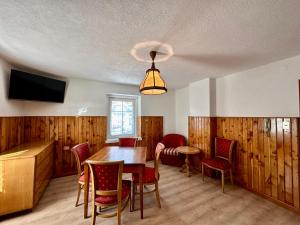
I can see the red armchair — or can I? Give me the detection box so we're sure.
[201,137,235,193]
[160,134,186,167]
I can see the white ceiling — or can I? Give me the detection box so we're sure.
[1,0,300,89]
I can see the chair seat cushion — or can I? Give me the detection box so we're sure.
[95,180,131,205]
[202,157,231,170]
[162,147,179,156]
[132,167,157,184]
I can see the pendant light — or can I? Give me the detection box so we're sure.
[139,51,167,95]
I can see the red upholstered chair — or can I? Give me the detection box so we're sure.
[132,142,164,209]
[201,137,236,193]
[119,137,137,147]
[160,134,186,166]
[71,142,91,207]
[86,160,131,225]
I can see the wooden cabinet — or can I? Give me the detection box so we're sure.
[0,141,54,216]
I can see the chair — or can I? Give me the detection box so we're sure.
[119,137,138,147]
[86,160,131,225]
[160,134,186,166]
[201,137,235,193]
[132,142,164,209]
[71,142,91,207]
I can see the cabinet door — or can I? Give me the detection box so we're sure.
[0,158,35,216]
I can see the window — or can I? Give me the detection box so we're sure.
[108,94,139,140]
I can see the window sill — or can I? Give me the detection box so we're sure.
[105,137,142,144]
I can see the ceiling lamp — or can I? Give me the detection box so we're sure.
[139,51,167,95]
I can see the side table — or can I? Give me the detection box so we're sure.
[176,146,200,177]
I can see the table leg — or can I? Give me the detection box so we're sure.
[84,163,89,219]
[179,163,186,173]
[138,166,144,219]
[185,154,190,177]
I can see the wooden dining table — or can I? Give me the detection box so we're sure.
[84,146,147,219]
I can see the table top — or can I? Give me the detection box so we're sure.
[86,146,147,165]
[176,146,200,155]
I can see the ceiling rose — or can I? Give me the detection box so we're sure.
[130,41,174,63]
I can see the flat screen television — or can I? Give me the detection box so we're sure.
[8,69,66,103]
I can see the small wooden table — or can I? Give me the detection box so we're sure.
[84,146,147,219]
[176,146,200,177]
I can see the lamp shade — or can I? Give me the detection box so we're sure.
[139,68,167,95]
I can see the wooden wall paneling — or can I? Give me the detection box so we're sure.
[2,116,170,177]
[40,116,45,142]
[213,117,299,212]
[263,118,272,196]
[277,118,285,202]
[138,116,163,160]
[148,116,154,159]
[236,118,243,183]
[252,118,259,192]
[242,118,248,186]
[247,118,253,189]
[188,116,216,170]
[0,117,24,153]
[291,118,300,208]
[0,118,6,153]
[258,118,265,194]
[270,118,278,199]
[53,117,59,175]
[284,118,293,205]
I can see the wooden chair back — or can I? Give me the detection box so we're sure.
[154,142,165,180]
[215,137,235,164]
[71,142,90,178]
[119,137,137,147]
[86,160,124,200]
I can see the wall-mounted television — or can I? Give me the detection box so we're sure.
[8,69,66,103]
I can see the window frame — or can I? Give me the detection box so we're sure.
[107,94,138,140]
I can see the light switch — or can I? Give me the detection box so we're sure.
[283,119,290,131]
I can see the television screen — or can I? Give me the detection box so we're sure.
[8,69,66,103]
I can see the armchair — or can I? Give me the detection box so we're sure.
[160,134,186,167]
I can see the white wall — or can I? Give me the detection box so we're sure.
[216,54,300,117]
[141,91,175,134]
[175,86,189,137]
[175,78,214,138]
[189,79,211,116]
[22,78,139,116]
[0,58,176,134]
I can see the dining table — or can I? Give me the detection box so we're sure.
[83,146,147,219]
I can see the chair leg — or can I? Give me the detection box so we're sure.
[117,200,121,225]
[75,183,82,207]
[155,181,161,208]
[132,183,136,211]
[91,205,96,225]
[129,187,132,212]
[202,163,204,182]
[230,169,233,185]
[221,171,225,193]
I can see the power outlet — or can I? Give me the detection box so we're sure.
[283,119,290,131]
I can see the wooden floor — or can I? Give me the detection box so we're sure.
[2,163,300,225]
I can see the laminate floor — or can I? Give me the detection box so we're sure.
[2,163,300,225]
